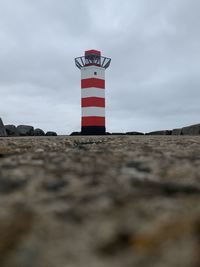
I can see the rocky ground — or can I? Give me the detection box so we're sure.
[0,135,200,267]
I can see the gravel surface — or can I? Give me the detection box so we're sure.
[0,135,200,267]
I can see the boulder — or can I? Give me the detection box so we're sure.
[181,124,200,136]
[146,130,172,135]
[34,128,45,136]
[172,128,182,135]
[46,131,57,136]
[70,132,81,136]
[0,118,7,137]
[17,125,34,136]
[5,125,19,136]
[111,133,126,135]
[126,132,144,135]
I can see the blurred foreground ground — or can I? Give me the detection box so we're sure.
[0,136,200,267]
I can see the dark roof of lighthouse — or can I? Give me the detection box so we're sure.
[85,50,101,56]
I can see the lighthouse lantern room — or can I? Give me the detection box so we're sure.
[75,50,111,135]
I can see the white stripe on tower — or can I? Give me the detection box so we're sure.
[81,88,105,98]
[81,66,105,80]
[82,107,105,117]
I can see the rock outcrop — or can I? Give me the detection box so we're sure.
[45,131,57,136]
[181,124,200,135]
[5,125,19,136]
[126,132,144,135]
[172,128,182,135]
[70,132,81,136]
[146,130,172,135]
[2,121,200,138]
[17,125,34,136]
[2,121,59,137]
[111,133,126,135]
[0,118,7,137]
[34,128,45,136]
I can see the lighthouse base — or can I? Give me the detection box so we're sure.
[81,126,106,136]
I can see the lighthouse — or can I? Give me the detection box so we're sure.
[75,50,111,135]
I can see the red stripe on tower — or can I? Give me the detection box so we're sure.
[82,117,105,127]
[75,49,111,135]
[82,97,105,107]
[81,78,105,89]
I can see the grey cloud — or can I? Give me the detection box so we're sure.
[0,0,199,134]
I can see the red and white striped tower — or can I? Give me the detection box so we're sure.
[75,50,111,135]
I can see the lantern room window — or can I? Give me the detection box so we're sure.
[75,50,111,69]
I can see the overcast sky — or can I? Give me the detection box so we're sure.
[0,0,200,134]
